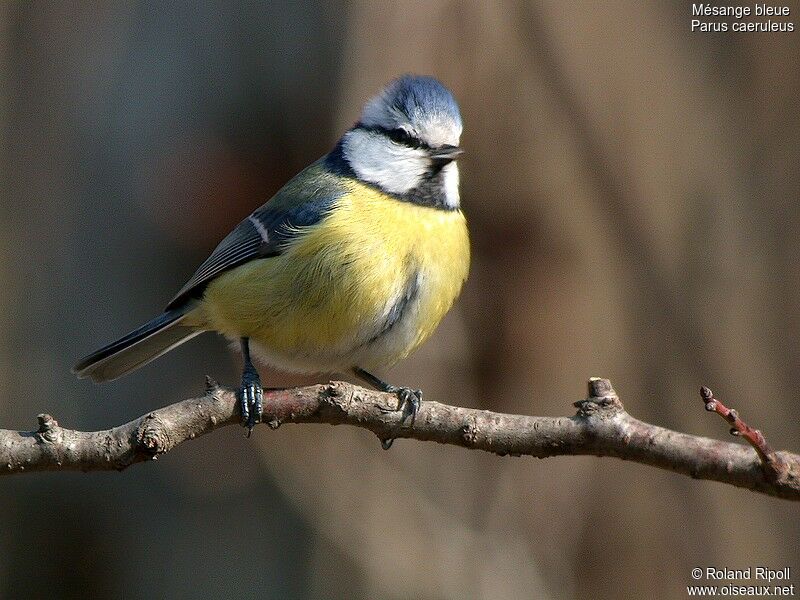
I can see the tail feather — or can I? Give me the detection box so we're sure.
[73,305,204,382]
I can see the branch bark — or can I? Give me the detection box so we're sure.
[1,377,797,500]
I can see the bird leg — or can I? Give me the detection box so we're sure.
[239,337,263,435]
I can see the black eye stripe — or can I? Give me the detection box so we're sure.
[387,128,415,145]
[355,122,432,151]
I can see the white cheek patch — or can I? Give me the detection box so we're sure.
[343,129,428,195]
[441,162,460,209]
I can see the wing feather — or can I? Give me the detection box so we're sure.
[166,158,347,309]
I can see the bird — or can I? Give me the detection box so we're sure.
[74,74,470,437]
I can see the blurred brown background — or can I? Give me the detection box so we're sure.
[1,1,798,598]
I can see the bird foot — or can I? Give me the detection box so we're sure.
[378,386,422,425]
[239,368,263,436]
[377,386,422,450]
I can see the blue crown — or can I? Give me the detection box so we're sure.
[384,75,462,128]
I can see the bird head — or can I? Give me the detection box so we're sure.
[341,75,463,209]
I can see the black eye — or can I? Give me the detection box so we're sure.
[387,128,417,146]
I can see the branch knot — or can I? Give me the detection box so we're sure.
[574,377,623,417]
[322,381,354,413]
[36,414,62,444]
[136,414,171,456]
[461,415,479,446]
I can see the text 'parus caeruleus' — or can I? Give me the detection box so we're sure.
[74,75,470,436]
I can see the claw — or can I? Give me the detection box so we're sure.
[376,387,422,422]
[397,387,422,425]
[238,337,264,436]
[375,387,422,449]
[239,368,263,436]
[351,368,424,449]
[240,388,250,425]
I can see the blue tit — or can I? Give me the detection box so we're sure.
[74,74,470,433]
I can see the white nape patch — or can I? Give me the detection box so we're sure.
[248,215,270,243]
[441,162,460,209]
[342,129,429,195]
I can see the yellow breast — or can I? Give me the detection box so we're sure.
[201,181,470,372]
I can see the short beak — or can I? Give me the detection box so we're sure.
[430,144,464,165]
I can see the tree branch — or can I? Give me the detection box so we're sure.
[1,377,797,500]
[698,386,786,479]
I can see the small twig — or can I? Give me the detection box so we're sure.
[0,378,798,500]
[699,386,784,479]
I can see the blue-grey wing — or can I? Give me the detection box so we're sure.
[165,158,347,309]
